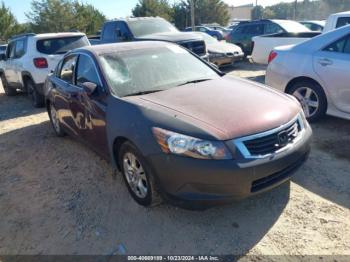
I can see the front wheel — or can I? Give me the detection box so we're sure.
[119,142,162,207]
[288,81,327,122]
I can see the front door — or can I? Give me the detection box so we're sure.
[73,53,109,159]
[313,34,350,114]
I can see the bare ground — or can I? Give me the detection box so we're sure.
[0,62,349,256]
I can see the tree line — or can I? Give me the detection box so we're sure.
[132,0,230,29]
[0,0,105,41]
[252,0,350,20]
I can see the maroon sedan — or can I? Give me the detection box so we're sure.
[44,41,312,207]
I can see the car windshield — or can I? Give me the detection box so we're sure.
[37,36,89,55]
[127,19,178,37]
[99,45,219,97]
[276,20,310,33]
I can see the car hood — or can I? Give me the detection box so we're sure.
[126,76,301,141]
[208,42,243,54]
[136,32,203,42]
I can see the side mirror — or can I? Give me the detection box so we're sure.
[80,82,97,96]
[0,54,6,61]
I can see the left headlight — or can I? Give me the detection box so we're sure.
[152,127,232,160]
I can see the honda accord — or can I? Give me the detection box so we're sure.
[44,41,312,207]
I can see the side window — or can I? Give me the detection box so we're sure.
[198,27,206,32]
[14,39,26,58]
[324,35,349,53]
[7,42,15,59]
[265,23,284,34]
[234,26,244,34]
[55,60,63,77]
[76,55,101,88]
[343,36,350,54]
[244,24,264,35]
[103,23,116,42]
[59,55,77,84]
[336,17,350,29]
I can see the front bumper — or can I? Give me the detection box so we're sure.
[147,124,312,205]
[209,53,244,67]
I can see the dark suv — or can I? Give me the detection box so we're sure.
[226,19,306,55]
[99,17,207,58]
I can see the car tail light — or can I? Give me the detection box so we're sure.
[268,51,278,64]
[225,34,231,42]
[33,57,48,68]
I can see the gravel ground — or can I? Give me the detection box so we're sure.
[0,61,349,256]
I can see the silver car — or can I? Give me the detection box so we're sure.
[266,25,350,122]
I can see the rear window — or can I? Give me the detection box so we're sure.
[36,36,89,55]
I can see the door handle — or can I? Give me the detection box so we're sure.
[318,58,333,66]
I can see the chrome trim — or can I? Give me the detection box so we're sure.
[233,114,305,159]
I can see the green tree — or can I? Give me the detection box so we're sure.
[252,5,264,20]
[26,0,106,35]
[132,0,173,21]
[0,2,26,41]
[173,0,230,29]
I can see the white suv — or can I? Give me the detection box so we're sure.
[0,32,90,107]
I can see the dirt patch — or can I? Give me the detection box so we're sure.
[0,63,349,255]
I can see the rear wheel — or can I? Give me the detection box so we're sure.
[26,79,44,108]
[288,81,327,122]
[1,74,17,96]
[49,102,65,137]
[119,142,162,207]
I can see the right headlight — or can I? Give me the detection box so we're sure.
[152,127,232,160]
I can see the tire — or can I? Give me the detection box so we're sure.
[288,80,327,122]
[26,79,44,108]
[1,74,17,96]
[119,141,162,207]
[48,102,65,137]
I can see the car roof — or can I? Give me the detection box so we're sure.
[10,32,85,41]
[330,11,350,17]
[109,17,165,23]
[75,41,178,56]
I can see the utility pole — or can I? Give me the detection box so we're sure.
[293,0,297,20]
[191,0,195,31]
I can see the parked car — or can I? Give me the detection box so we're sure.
[184,26,224,40]
[324,11,350,32]
[266,25,350,122]
[251,30,319,64]
[0,32,89,107]
[205,25,232,37]
[99,17,207,59]
[227,19,310,55]
[45,41,312,207]
[300,21,325,31]
[197,32,244,67]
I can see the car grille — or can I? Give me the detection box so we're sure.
[244,120,301,156]
[179,40,206,56]
[233,115,304,159]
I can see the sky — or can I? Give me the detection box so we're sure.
[3,0,297,23]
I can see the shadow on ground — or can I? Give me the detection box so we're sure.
[0,121,290,255]
[0,92,45,121]
[292,116,350,209]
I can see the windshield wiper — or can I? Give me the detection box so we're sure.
[124,90,163,97]
[177,78,213,87]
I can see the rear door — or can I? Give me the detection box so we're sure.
[12,38,27,87]
[4,41,16,85]
[243,24,264,53]
[74,53,109,158]
[55,54,81,135]
[313,34,350,113]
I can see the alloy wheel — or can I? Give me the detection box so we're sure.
[50,104,61,133]
[292,87,319,118]
[123,152,148,199]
